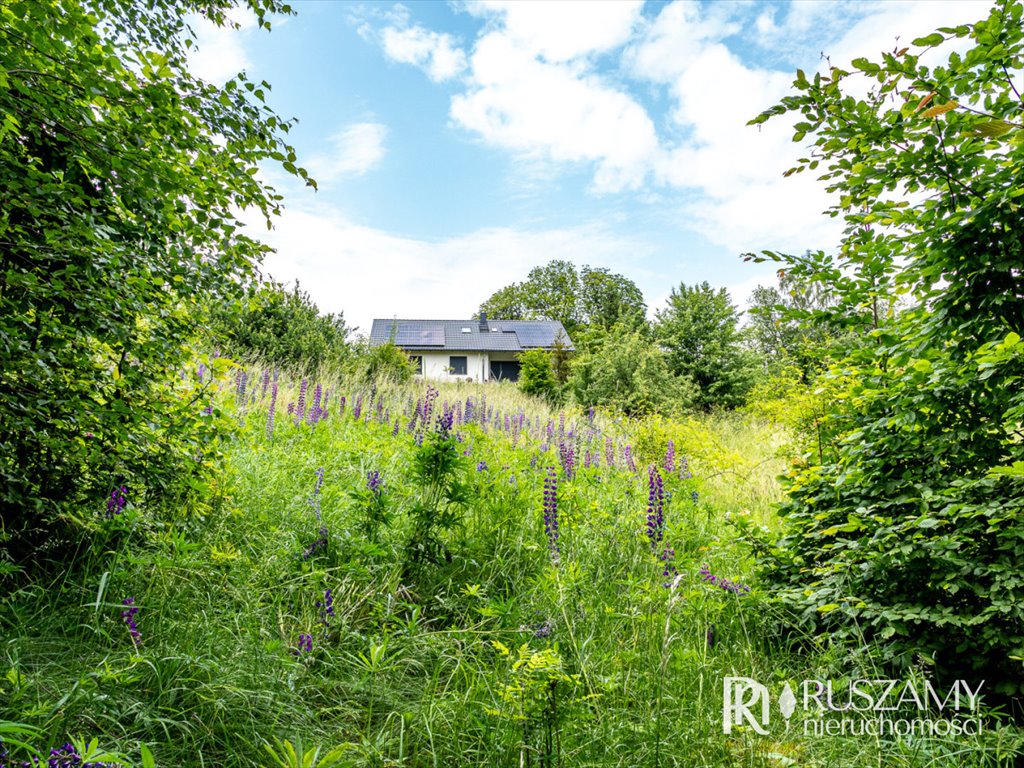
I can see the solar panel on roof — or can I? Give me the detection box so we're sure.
[395,325,444,346]
[515,327,556,347]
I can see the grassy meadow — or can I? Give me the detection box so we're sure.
[2,368,1021,767]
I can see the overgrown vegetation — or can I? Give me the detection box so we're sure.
[3,0,1024,765]
[746,0,1024,697]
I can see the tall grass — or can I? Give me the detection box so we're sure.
[1,369,1020,767]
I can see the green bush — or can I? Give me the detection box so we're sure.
[747,1,1024,695]
[518,349,559,401]
[569,327,695,417]
[0,0,302,565]
[208,281,350,372]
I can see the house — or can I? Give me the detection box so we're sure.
[369,314,573,382]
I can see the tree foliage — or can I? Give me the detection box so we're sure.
[478,261,646,335]
[569,326,694,417]
[746,0,1024,693]
[208,281,350,372]
[518,348,559,401]
[0,0,306,559]
[654,282,756,409]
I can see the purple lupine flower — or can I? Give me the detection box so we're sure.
[437,409,454,438]
[287,402,295,415]
[121,597,141,647]
[691,490,700,504]
[559,442,575,478]
[35,743,118,768]
[296,379,308,424]
[261,369,271,398]
[680,455,692,480]
[367,470,382,496]
[624,445,637,473]
[302,526,329,559]
[308,383,322,425]
[698,564,750,595]
[707,624,716,649]
[546,420,554,442]
[392,420,400,437]
[236,370,248,401]
[201,403,213,416]
[664,439,676,473]
[339,395,346,416]
[294,633,313,655]
[543,467,559,559]
[353,394,362,420]
[534,620,553,639]
[267,380,278,438]
[583,450,592,470]
[588,406,595,424]
[197,362,206,381]
[659,547,678,588]
[480,393,487,425]
[646,465,665,551]
[476,460,488,472]
[316,588,335,632]
[106,485,127,518]
[605,436,615,468]
[558,412,565,440]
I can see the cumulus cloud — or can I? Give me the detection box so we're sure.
[381,24,467,82]
[451,31,660,193]
[465,0,644,63]
[307,122,388,183]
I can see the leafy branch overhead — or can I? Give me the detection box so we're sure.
[0,0,313,548]
[743,0,1024,694]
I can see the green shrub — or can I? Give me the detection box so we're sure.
[518,348,559,401]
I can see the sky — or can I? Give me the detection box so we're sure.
[187,0,989,336]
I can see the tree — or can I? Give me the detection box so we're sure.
[579,266,647,330]
[208,280,350,371]
[746,0,1024,693]
[478,261,646,336]
[0,0,307,562]
[654,282,756,409]
[746,269,845,379]
[518,349,559,401]
[569,326,695,417]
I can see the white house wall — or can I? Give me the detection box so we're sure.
[416,351,490,382]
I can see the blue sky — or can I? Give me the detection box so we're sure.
[188,0,987,335]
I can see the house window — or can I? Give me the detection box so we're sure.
[449,355,467,375]
[410,355,423,374]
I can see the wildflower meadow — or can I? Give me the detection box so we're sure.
[2,367,1021,767]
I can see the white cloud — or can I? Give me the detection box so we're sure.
[451,31,660,192]
[381,24,467,82]
[465,0,644,62]
[307,122,388,183]
[186,9,256,84]
[252,201,648,335]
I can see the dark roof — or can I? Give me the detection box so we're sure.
[369,319,574,352]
